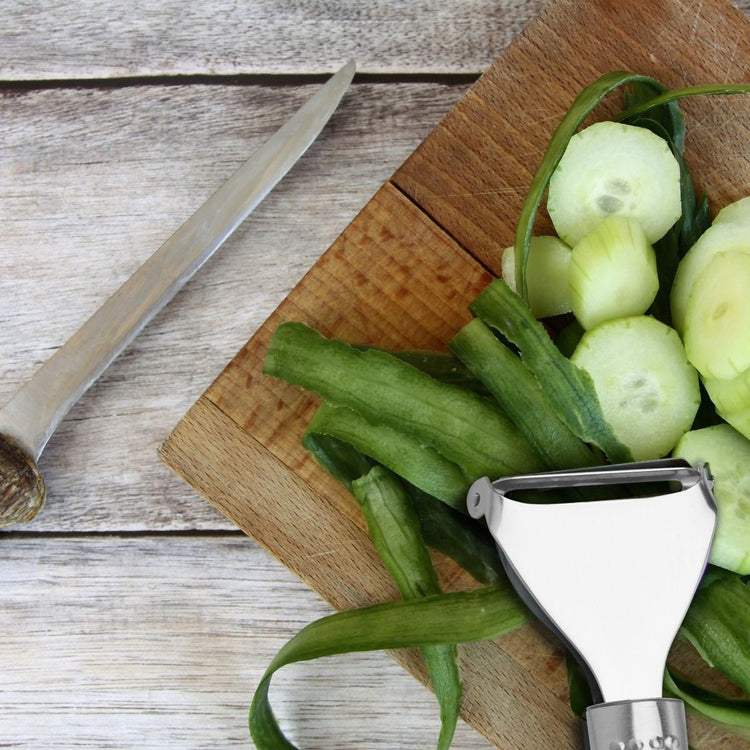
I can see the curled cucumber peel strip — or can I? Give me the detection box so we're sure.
[249,584,530,749]
[352,466,462,750]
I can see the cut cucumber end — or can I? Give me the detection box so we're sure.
[673,423,750,575]
[571,315,700,461]
[568,215,658,330]
[670,220,750,334]
[501,236,572,318]
[683,250,750,379]
[547,121,682,247]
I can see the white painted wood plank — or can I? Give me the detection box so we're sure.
[0,81,470,532]
[0,535,492,749]
[1,0,545,79]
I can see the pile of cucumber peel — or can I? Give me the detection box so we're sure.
[251,73,750,749]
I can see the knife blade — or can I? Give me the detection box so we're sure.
[0,60,355,527]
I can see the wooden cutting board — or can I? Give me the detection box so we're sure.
[160,0,750,746]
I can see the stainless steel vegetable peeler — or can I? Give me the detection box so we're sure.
[468,458,717,750]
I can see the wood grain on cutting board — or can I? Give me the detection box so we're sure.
[160,0,750,746]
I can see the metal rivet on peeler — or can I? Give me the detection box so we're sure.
[664,737,680,749]
[649,738,664,749]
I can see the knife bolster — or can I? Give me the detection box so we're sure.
[585,697,687,750]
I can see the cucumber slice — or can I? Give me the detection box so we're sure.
[547,121,681,247]
[673,423,750,574]
[683,250,750,379]
[568,215,658,330]
[571,315,700,461]
[714,195,750,227]
[719,406,750,443]
[501,236,572,318]
[703,367,750,418]
[670,221,750,333]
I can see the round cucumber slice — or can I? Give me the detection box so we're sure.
[703,367,750,417]
[571,315,700,461]
[547,121,681,247]
[670,221,750,333]
[568,215,658,330]
[673,423,750,574]
[683,250,750,379]
[501,236,572,318]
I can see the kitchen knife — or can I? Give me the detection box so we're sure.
[0,60,356,527]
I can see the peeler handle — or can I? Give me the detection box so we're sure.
[585,698,687,750]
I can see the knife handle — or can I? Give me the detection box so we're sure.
[585,698,687,750]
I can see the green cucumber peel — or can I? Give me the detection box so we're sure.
[470,279,632,463]
[665,574,750,737]
[301,432,504,585]
[615,82,750,123]
[307,403,470,510]
[353,467,461,750]
[664,669,750,736]
[449,318,600,471]
[408,488,504,585]
[301,432,375,489]
[621,79,686,152]
[678,574,750,695]
[264,321,543,480]
[354,345,491,396]
[249,583,530,749]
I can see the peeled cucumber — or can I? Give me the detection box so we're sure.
[571,315,700,461]
[547,121,682,247]
[674,423,750,575]
[501,236,572,318]
[682,250,750,379]
[719,406,750,443]
[670,220,750,333]
[714,195,750,227]
[567,215,658,330]
[703,367,750,420]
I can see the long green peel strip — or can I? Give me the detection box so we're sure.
[470,279,632,463]
[352,466,461,750]
[249,584,530,749]
[300,432,504,585]
[308,403,469,510]
[449,318,600,470]
[616,83,750,122]
[678,574,750,695]
[264,321,543,480]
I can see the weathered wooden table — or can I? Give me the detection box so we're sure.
[2,2,749,748]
